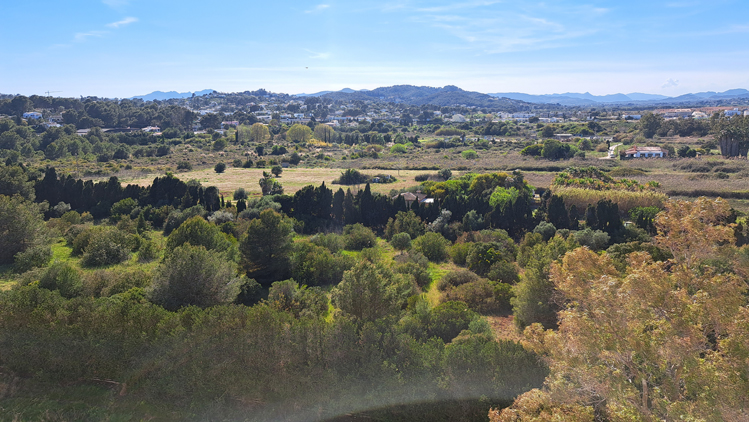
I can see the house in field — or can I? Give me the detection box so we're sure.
[623,146,668,158]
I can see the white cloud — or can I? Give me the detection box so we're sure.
[305,4,330,13]
[74,31,108,42]
[662,78,680,88]
[107,17,138,28]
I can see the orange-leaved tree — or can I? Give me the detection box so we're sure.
[493,197,749,421]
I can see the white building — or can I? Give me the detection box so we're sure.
[624,146,667,158]
[452,114,467,123]
[23,112,43,120]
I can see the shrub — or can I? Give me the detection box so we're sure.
[533,221,557,241]
[443,279,511,314]
[390,232,412,254]
[413,232,450,262]
[82,267,152,297]
[13,244,52,273]
[384,210,425,240]
[344,223,377,251]
[233,187,249,201]
[39,261,82,298]
[81,228,134,267]
[487,260,520,284]
[310,233,345,253]
[166,215,231,254]
[177,161,192,170]
[334,168,368,185]
[138,238,161,262]
[427,301,477,342]
[390,144,407,154]
[520,144,543,156]
[394,251,431,288]
[574,228,610,251]
[148,244,240,311]
[437,269,480,291]
[290,242,354,286]
[111,198,138,217]
[360,246,383,263]
[450,242,472,266]
[462,150,478,160]
[235,277,263,306]
[267,279,329,318]
[438,168,453,180]
[214,162,227,173]
[466,242,515,278]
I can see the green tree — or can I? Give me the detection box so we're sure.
[259,171,283,195]
[390,232,411,254]
[0,195,50,265]
[240,209,294,285]
[413,232,450,262]
[343,223,377,251]
[286,124,313,143]
[271,165,283,177]
[165,215,231,254]
[511,234,578,329]
[313,124,334,143]
[384,210,425,240]
[214,162,227,173]
[541,125,555,138]
[148,244,240,311]
[639,112,663,138]
[0,165,35,200]
[242,122,270,143]
[331,261,413,321]
[81,228,133,267]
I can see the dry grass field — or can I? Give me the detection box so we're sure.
[120,167,441,198]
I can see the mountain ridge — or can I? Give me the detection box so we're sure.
[131,89,215,101]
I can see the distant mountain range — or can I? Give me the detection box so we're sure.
[123,86,749,108]
[296,86,749,107]
[489,89,749,105]
[130,89,215,101]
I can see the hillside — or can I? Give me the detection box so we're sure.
[322,84,546,110]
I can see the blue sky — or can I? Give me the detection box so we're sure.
[2,0,749,98]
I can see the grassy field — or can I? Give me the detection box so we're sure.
[120,167,439,198]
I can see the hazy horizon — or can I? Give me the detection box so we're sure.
[3,0,749,98]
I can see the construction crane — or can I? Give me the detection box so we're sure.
[44,91,62,97]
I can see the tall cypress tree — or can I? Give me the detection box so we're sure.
[332,188,345,224]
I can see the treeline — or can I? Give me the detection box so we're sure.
[639,111,711,138]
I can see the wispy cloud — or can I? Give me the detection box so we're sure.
[107,16,138,28]
[305,4,330,13]
[417,1,502,13]
[305,49,331,59]
[662,78,680,88]
[74,31,108,42]
[404,1,606,54]
[102,0,129,8]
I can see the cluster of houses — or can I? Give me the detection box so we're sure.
[655,107,749,120]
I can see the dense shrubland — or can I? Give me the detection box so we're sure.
[1,155,748,420]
